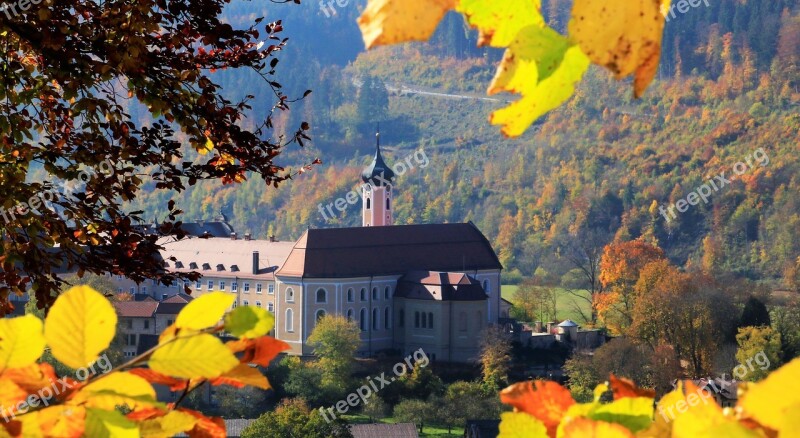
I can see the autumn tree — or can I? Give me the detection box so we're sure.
[736,326,782,382]
[631,269,738,377]
[513,279,557,323]
[0,0,314,312]
[241,398,352,438]
[479,325,512,390]
[307,314,361,390]
[560,229,609,325]
[597,240,665,333]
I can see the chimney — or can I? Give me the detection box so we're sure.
[244,233,251,241]
[231,232,237,241]
[534,321,543,333]
[268,235,276,243]
[252,251,259,275]
[546,321,555,334]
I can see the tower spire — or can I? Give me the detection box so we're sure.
[376,123,380,151]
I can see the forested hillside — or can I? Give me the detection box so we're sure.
[122,0,799,287]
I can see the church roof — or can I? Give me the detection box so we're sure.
[361,132,395,185]
[277,223,502,279]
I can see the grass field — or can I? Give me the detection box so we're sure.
[501,285,592,324]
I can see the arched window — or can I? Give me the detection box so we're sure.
[384,286,391,300]
[347,309,354,321]
[414,311,420,328]
[428,312,434,329]
[315,309,326,324]
[360,288,366,301]
[366,198,371,209]
[347,288,354,302]
[386,198,391,210]
[316,288,327,304]
[399,309,405,327]
[286,287,294,303]
[421,312,427,329]
[459,312,467,332]
[372,287,378,301]
[385,307,391,329]
[360,308,367,331]
[285,309,294,332]
[483,280,490,293]
[372,308,379,330]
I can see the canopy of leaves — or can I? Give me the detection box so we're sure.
[0,0,312,312]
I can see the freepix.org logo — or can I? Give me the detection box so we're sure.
[0,0,44,19]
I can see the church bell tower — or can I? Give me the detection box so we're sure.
[362,129,395,227]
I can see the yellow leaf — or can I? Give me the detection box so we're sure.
[568,0,670,97]
[149,334,239,379]
[84,408,138,438]
[358,0,456,49]
[198,137,214,155]
[498,412,548,438]
[0,315,45,371]
[34,405,87,438]
[490,44,590,137]
[738,357,800,434]
[457,0,545,47]
[44,286,117,369]
[139,410,198,438]
[657,382,758,438]
[0,379,27,412]
[224,305,274,339]
[71,372,160,411]
[175,291,235,331]
[211,363,271,390]
[562,418,634,437]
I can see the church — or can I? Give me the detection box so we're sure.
[112,133,505,363]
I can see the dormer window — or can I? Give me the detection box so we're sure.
[216,264,225,271]
[202,263,210,271]
[189,262,198,269]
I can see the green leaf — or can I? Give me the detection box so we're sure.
[224,305,274,339]
[589,397,655,433]
[490,44,590,137]
[84,408,139,438]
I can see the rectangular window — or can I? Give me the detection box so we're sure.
[219,281,226,291]
[129,287,135,294]
[243,283,250,293]
[243,300,249,306]
[256,284,263,294]
[196,281,202,289]
[268,284,274,295]
[142,286,147,295]
[144,320,150,330]
[256,301,261,308]
[126,319,133,329]
[207,280,214,290]
[268,303,274,312]
[232,282,238,292]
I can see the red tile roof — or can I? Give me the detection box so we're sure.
[114,301,158,318]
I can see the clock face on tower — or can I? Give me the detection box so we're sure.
[363,184,372,193]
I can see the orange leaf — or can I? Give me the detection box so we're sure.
[37,405,87,438]
[129,368,189,391]
[1,363,57,395]
[562,417,635,437]
[240,337,289,367]
[180,409,226,438]
[126,406,168,422]
[209,363,270,390]
[609,374,655,400]
[500,381,575,437]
